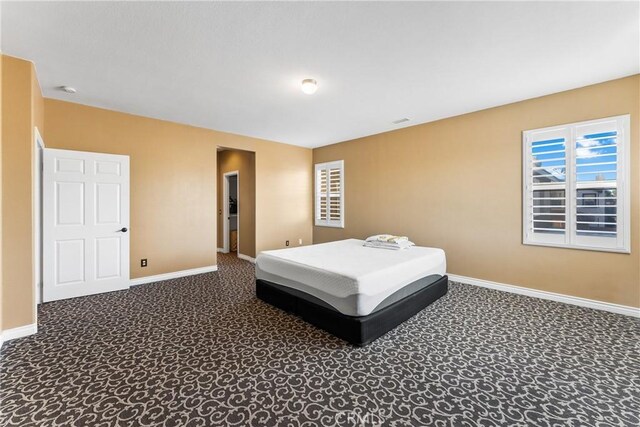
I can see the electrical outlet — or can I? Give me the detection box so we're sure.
[285,240,290,247]
[298,239,303,245]
[141,259,148,267]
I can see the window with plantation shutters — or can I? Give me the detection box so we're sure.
[523,115,630,253]
[315,160,344,228]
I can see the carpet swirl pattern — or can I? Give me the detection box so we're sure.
[1,254,638,426]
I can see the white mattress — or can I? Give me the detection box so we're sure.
[255,239,446,316]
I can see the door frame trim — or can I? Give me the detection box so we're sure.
[222,170,239,253]
[33,127,45,315]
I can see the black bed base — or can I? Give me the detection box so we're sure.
[256,275,448,346]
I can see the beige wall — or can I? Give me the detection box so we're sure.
[217,149,256,257]
[44,99,313,278]
[1,56,43,329]
[256,142,314,250]
[45,100,219,279]
[314,75,640,308]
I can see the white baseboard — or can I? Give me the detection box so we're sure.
[237,253,256,263]
[1,323,38,345]
[131,265,218,286]
[448,273,640,318]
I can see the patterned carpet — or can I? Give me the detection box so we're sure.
[1,253,638,426]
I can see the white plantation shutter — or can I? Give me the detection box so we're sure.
[523,115,630,253]
[523,127,569,246]
[315,160,344,228]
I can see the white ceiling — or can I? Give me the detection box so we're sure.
[2,1,638,148]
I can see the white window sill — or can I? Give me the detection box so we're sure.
[523,241,630,254]
[315,223,345,229]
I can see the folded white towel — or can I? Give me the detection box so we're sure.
[365,234,410,244]
[363,239,415,250]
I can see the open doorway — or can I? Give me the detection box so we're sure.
[217,148,256,262]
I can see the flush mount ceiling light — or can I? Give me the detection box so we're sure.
[301,78,318,95]
[59,85,77,94]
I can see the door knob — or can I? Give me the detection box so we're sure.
[119,227,128,233]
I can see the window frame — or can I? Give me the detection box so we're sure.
[314,160,345,228]
[522,114,630,253]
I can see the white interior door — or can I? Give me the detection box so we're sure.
[43,149,130,302]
